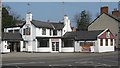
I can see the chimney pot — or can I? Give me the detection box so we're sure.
[47,20,50,22]
[100,6,109,14]
[112,9,120,17]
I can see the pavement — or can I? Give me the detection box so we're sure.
[0,51,120,68]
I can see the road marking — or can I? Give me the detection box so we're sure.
[80,61,93,64]
[4,62,45,65]
[68,65,72,66]
[75,62,79,63]
[49,65,52,66]
[95,63,112,67]
[49,64,69,66]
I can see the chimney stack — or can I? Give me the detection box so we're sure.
[64,15,69,25]
[100,6,109,14]
[26,12,32,24]
[112,8,120,17]
[47,20,50,23]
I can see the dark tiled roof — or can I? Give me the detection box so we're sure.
[31,20,64,29]
[50,23,64,30]
[31,20,53,29]
[4,21,25,28]
[63,30,103,41]
[2,32,23,41]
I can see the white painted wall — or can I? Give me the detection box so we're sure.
[49,39,52,52]
[61,47,74,52]
[93,40,99,52]
[59,39,62,52]
[4,27,21,33]
[20,41,23,52]
[37,47,50,52]
[98,39,115,52]
[36,28,42,36]
[36,28,52,37]
[74,41,80,52]
[1,41,10,53]
[62,15,72,35]
[57,30,62,36]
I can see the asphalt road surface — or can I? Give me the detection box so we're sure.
[1,51,120,68]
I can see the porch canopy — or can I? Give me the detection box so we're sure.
[62,30,103,41]
[2,32,23,42]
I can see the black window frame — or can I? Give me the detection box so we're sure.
[8,30,13,32]
[50,29,52,36]
[53,30,57,35]
[62,40,74,47]
[14,29,19,33]
[38,39,49,47]
[23,27,31,35]
[42,28,46,35]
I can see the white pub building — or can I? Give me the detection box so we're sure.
[0,12,115,53]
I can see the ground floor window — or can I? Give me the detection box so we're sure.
[80,42,94,46]
[37,39,49,47]
[111,39,113,46]
[80,42,93,52]
[100,39,103,46]
[106,39,108,46]
[62,40,74,47]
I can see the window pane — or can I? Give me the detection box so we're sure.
[38,39,49,47]
[50,29,51,36]
[14,29,19,33]
[42,28,46,35]
[80,42,84,46]
[53,30,57,35]
[23,28,30,35]
[23,29,26,35]
[56,42,59,51]
[106,39,108,46]
[8,30,13,32]
[63,40,73,47]
[80,42,94,46]
[100,39,103,46]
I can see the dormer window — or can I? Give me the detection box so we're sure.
[42,28,46,35]
[53,30,57,35]
[50,29,52,36]
[23,27,30,35]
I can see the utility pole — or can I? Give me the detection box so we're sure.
[62,2,65,16]
[27,2,31,13]
[0,0,2,67]
[118,1,120,11]
[0,0,1,41]
[0,0,1,43]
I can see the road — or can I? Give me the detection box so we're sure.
[1,51,120,68]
